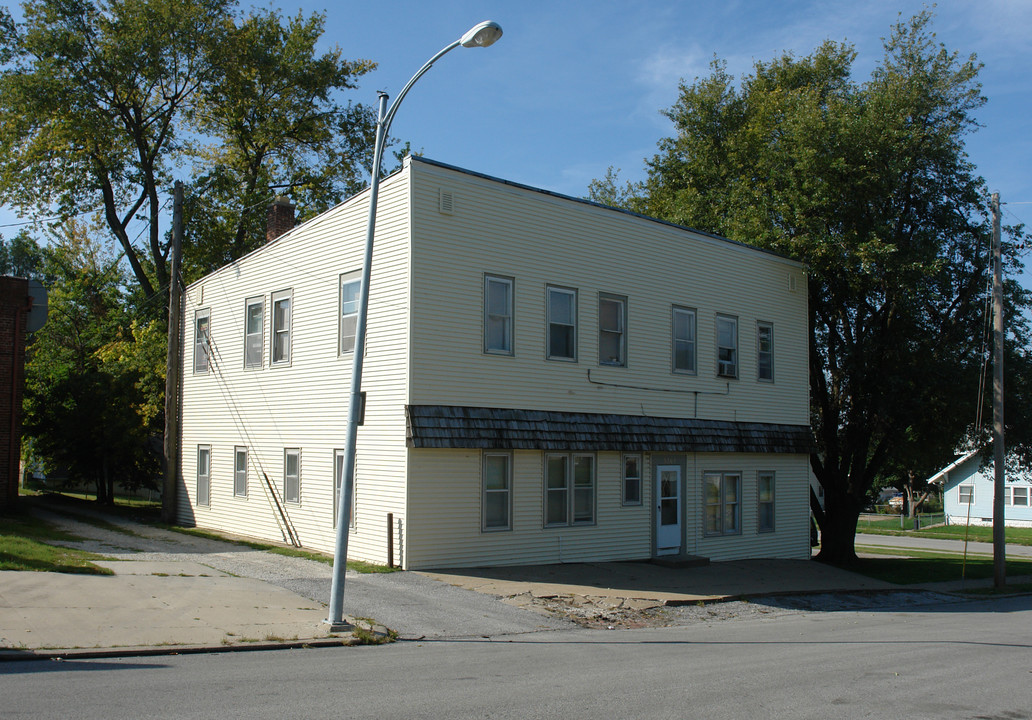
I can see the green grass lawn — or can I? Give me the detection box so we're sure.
[860,522,1032,546]
[849,545,1032,586]
[0,513,113,574]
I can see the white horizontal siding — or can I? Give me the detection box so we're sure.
[407,160,808,426]
[178,169,412,565]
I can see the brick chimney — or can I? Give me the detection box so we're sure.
[266,197,295,243]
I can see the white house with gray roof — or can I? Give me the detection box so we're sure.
[177,156,812,569]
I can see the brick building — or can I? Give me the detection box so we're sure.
[0,276,30,513]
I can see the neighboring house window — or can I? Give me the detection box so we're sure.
[284,448,300,504]
[244,298,264,368]
[622,454,642,506]
[545,453,595,526]
[598,293,626,366]
[716,315,738,378]
[483,452,512,531]
[672,306,696,374]
[757,321,774,382]
[193,309,210,374]
[333,450,355,528]
[271,290,292,365]
[703,471,741,536]
[758,472,775,532]
[547,286,577,361]
[484,274,513,355]
[196,445,210,506]
[958,485,974,505]
[1006,485,1028,506]
[234,447,247,497]
[339,272,360,355]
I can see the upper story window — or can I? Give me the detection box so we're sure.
[484,274,513,355]
[271,290,292,365]
[244,297,264,369]
[598,293,626,366]
[716,314,738,378]
[757,321,774,382]
[193,309,210,374]
[340,272,361,355]
[547,286,577,361]
[672,306,696,374]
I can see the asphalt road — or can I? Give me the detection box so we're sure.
[2,593,1029,719]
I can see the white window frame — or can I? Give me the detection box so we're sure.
[757,321,774,382]
[716,314,738,379]
[193,309,210,374]
[196,445,210,506]
[672,306,697,374]
[598,293,627,367]
[484,274,514,355]
[703,471,741,536]
[244,297,264,369]
[339,272,361,355]
[1014,486,1029,507]
[482,452,513,531]
[333,449,355,529]
[958,484,974,505]
[758,471,775,532]
[284,448,300,504]
[546,285,577,361]
[233,446,247,498]
[544,453,595,527]
[271,289,292,366]
[622,454,642,506]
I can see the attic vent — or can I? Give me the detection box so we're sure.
[439,189,454,215]
[787,273,798,292]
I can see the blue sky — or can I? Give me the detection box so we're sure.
[2,0,1030,280]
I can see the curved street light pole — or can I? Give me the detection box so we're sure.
[327,21,503,628]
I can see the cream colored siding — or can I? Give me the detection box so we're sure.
[178,169,413,565]
[406,449,652,569]
[406,161,808,426]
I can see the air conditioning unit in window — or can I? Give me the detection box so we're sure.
[718,361,736,377]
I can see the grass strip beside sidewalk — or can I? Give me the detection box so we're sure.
[0,513,112,575]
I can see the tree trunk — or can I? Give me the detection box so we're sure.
[815,503,861,565]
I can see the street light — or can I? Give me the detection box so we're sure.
[326,21,504,629]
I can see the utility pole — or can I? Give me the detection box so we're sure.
[162,181,184,524]
[991,191,1005,588]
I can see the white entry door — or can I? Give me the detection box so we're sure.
[656,465,681,556]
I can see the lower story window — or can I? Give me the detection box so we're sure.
[284,448,300,504]
[483,452,512,531]
[757,471,775,532]
[545,453,595,526]
[234,447,248,497]
[1007,485,1028,507]
[704,471,740,536]
[196,445,210,506]
[622,454,642,505]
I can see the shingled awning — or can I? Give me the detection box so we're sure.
[406,405,812,454]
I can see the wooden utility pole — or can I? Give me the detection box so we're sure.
[162,182,184,524]
[991,191,1005,588]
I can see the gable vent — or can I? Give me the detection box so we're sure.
[439,189,454,215]
[787,273,798,292]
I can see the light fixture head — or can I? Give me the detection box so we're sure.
[460,20,503,48]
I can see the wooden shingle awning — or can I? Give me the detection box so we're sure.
[406,405,813,454]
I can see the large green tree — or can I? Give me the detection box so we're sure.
[594,12,1030,563]
[23,221,162,503]
[0,0,376,298]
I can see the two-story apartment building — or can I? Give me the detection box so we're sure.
[178,156,812,569]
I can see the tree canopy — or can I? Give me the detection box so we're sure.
[592,11,1031,563]
[0,0,377,299]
